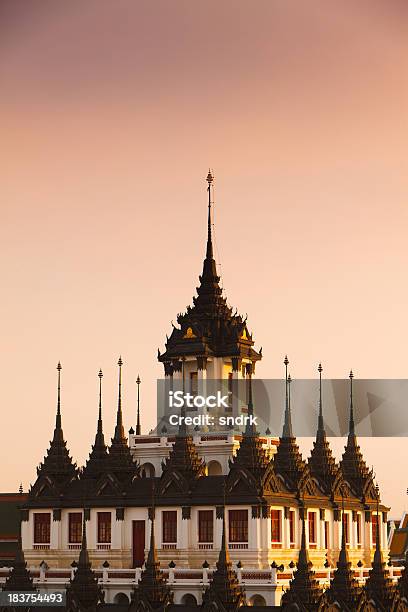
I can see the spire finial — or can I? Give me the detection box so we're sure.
[98,369,103,433]
[348,370,355,436]
[375,483,381,551]
[245,363,256,436]
[318,363,324,433]
[56,361,62,429]
[136,374,141,436]
[282,357,293,438]
[206,169,214,260]
[113,356,125,441]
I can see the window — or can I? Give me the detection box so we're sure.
[343,512,350,544]
[198,510,214,543]
[68,512,82,544]
[190,372,198,396]
[289,510,295,544]
[372,514,379,545]
[324,521,329,549]
[97,512,111,543]
[163,511,177,543]
[356,514,361,545]
[34,513,51,544]
[308,512,317,544]
[271,510,281,543]
[229,510,248,543]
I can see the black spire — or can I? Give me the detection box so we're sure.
[158,173,262,366]
[398,547,408,602]
[323,495,362,608]
[365,485,396,609]
[31,363,77,492]
[282,356,293,438]
[66,514,104,611]
[130,488,172,609]
[274,358,308,492]
[3,525,35,592]
[136,374,141,436]
[82,370,108,479]
[202,506,246,611]
[107,358,138,479]
[281,506,322,610]
[308,363,339,494]
[340,371,376,502]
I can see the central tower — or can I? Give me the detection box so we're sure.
[158,171,262,419]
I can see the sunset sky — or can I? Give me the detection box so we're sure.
[1,1,408,516]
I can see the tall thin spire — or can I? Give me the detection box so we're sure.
[206,169,214,260]
[317,363,324,435]
[56,361,62,430]
[97,369,103,435]
[348,370,355,436]
[113,356,125,442]
[244,364,257,436]
[82,370,108,479]
[282,356,293,438]
[136,374,141,436]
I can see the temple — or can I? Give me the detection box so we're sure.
[2,173,403,609]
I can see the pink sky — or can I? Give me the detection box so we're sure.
[1,1,408,516]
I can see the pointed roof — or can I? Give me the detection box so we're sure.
[203,508,246,611]
[82,370,108,479]
[158,172,261,363]
[365,488,396,609]
[161,431,206,485]
[325,498,362,608]
[3,527,36,592]
[131,501,172,609]
[308,364,340,494]
[136,374,141,436]
[281,508,323,610]
[228,370,279,493]
[107,358,137,479]
[274,359,308,491]
[340,371,376,501]
[66,514,104,610]
[32,363,77,490]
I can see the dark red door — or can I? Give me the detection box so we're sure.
[132,520,145,567]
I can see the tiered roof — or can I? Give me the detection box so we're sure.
[340,372,377,502]
[66,515,104,611]
[202,510,246,611]
[2,528,35,593]
[30,363,77,497]
[308,364,340,496]
[158,172,261,365]
[280,510,323,610]
[365,495,397,610]
[130,510,172,610]
[106,358,138,481]
[82,370,108,479]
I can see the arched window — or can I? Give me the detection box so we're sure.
[140,462,155,478]
[113,592,129,604]
[181,593,197,606]
[249,594,266,606]
[207,460,222,476]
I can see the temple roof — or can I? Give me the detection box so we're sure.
[82,370,108,480]
[308,365,340,495]
[158,172,261,364]
[280,510,323,610]
[340,372,377,502]
[365,500,397,610]
[66,515,104,610]
[130,508,172,609]
[30,364,77,497]
[2,529,36,592]
[323,501,363,609]
[106,359,138,481]
[202,509,246,611]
